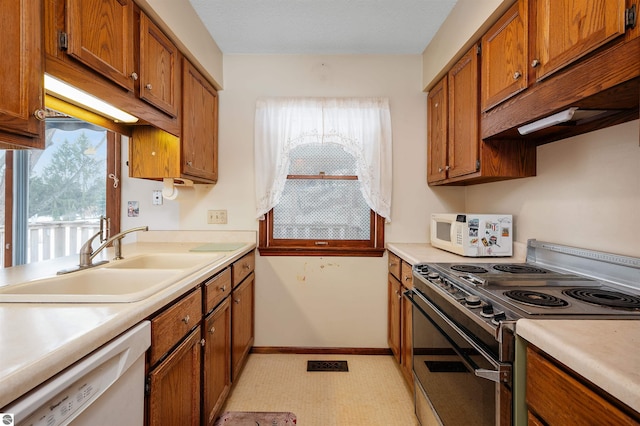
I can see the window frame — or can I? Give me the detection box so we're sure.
[258,173,385,257]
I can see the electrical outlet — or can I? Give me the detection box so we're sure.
[152,190,163,205]
[207,209,227,224]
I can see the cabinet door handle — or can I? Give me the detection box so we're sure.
[200,338,206,347]
[531,59,540,68]
[445,165,450,171]
[145,83,152,90]
[130,72,139,80]
[234,298,240,304]
[513,71,522,80]
[33,109,46,121]
[181,315,190,324]
[209,326,216,334]
[404,275,411,282]
[187,161,193,167]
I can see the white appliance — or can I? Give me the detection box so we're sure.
[2,321,150,426]
[430,213,513,257]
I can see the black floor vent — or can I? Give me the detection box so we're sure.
[307,360,349,372]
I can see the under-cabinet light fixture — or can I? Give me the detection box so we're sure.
[517,107,578,135]
[44,74,138,123]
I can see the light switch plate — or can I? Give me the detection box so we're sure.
[207,210,227,224]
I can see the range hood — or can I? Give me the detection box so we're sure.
[517,107,617,135]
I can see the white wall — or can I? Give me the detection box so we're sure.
[121,54,464,348]
[465,120,640,257]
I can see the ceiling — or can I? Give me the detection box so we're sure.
[188,0,458,55]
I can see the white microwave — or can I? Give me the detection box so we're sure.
[430,213,513,257]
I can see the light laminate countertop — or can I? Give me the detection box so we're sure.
[517,319,640,413]
[0,231,256,408]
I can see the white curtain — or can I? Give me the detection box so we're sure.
[254,97,392,220]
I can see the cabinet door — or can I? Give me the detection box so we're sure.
[481,0,528,111]
[231,273,255,381]
[148,327,202,426]
[387,274,401,363]
[182,59,218,182]
[427,76,448,183]
[203,297,231,426]
[65,0,135,91]
[532,0,627,81]
[448,45,480,179]
[139,12,179,117]
[0,0,44,148]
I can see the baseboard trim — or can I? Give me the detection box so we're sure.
[250,347,393,356]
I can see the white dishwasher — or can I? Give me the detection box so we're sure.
[2,321,150,426]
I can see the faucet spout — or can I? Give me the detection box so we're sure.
[90,226,149,262]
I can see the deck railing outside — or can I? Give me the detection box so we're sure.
[0,221,101,268]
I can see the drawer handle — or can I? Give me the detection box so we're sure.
[209,326,216,334]
[404,275,411,281]
[243,263,251,270]
[219,285,227,292]
[182,315,190,324]
[389,262,398,267]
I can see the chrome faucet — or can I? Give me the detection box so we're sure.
[79,225,149,267]
[58,220,149,274]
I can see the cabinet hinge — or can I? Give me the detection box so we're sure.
[476,160,481,171]
[626,5,637,30]
[58,31,69,50]
[476,44,481,55]
[144,376,151,396]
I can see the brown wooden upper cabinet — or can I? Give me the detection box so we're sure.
[531,0,627,82]
[427,77,448,183]
[181,58,219,183]
[65,0,136,92]
[0,0,45,149]
[427,44,536,185]
[139,11,179,118]
[481,0,635,114]
[481,0,528,112]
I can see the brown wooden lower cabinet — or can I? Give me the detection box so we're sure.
[147,326,202,426]
[526,346,640,425]
[231,272,255,381]
[387,254,414,392]
[202,297,232,426]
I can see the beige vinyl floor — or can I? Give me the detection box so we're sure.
[220,353,420,425]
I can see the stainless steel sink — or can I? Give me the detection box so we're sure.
[0,253,225,303]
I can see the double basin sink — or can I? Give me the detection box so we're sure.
[0,253,225,303]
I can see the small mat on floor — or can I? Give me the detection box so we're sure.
[214,411,297,425]
[307,360,349,372]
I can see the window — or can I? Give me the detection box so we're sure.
[255,98,391,256]
[1,110,121,268]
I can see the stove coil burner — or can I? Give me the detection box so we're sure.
[450,265,488,274]
[504,290,569,307]
[493,264,548,274]
[563,288,640,311]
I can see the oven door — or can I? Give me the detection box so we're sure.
[407,288,511,426]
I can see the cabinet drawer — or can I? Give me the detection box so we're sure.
[232,251,255,287]
[388,252,401,280]
[204,268,232,314]
[401,261,413,289]
[150,288,202,365]
[526,346,639,425]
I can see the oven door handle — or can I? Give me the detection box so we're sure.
[406,289,511,384]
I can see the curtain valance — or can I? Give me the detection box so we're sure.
[254,97,392,220]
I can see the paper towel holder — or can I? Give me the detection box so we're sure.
[162,177,194,200]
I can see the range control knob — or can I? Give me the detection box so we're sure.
[465,295,481,307]
[491,311,507,325]
[481,304,494,318]
[427,272,440,280]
